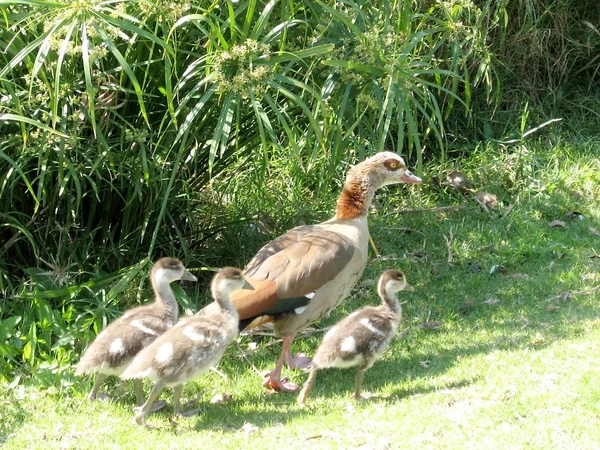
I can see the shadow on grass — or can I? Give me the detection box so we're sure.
[189,395,306,432]
[246,253,600,409]
[0,396,29,444]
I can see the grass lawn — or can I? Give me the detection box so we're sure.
[1,141,599,449]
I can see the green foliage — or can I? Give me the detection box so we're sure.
[0,0,599,379]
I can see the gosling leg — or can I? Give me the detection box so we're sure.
[134,380,166,428]
[297,366,319,405]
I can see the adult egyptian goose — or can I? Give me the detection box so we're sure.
[201,151,422,391]
[121,267,252,428]
[297,269,413,404]
[75,257,197,406]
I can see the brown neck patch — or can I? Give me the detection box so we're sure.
[335,178,371,219]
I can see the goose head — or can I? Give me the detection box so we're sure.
[211,267,254,302]
[152,257,197,284]
[346,152,422,188]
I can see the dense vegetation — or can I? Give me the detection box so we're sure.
[1,0,599,383]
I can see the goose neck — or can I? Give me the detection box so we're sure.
[335,176,375,220]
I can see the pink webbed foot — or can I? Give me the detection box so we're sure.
[262,374,299,392]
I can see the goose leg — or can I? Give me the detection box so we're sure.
[297,366,318,405]
[262,335,299,391]
[281,333,312,370]
[284,342,312,370]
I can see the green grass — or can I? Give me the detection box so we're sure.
[1,140,599,448]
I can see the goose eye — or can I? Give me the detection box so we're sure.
[384,159,401,171]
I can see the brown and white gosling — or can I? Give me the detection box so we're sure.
[121,267,253,427]
[297,269,413,405]
[75,257,197,407]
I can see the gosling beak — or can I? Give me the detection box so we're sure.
[400,170,423,184]
[403,283,415,292]
[243,279,255,290]
[181,270,198,282]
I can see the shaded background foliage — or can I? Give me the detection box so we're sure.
[0,0,599,379]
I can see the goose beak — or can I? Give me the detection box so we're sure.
[243,279,255,290]
[400,170,422,184]
[181,270,198,282]
[403,283,415,292]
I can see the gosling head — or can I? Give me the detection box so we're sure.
[211,267,254,301]
[152,257,197,284]
[378,269,414,300]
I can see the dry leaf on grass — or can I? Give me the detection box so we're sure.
[590,227,600,237]
[565,211,584,220]
[549,220,566,228]
[474,192,498,210]
[569,190,585,200]
[446,170,474,193]
[210,393,232,404]
[483,298,500,305]
[417,320,445,329]
[358,279,374,288]
[246,342,258,351]
[490,264,508,274]
[458,300,474,315]
[502,203,514,218]
[419,360,430,368]
[241,422,259,434]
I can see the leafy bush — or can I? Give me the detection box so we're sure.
[0,0,598,378]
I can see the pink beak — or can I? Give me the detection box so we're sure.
[400,170,423,184]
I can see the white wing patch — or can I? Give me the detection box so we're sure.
[322,325,339,342]
[340,336,356,353]
[360,318,385,336]
[155,342,174,363]
[131,320,158,336]
[109,338,125,355]
[183,326,207,343]
[294,292,315,315]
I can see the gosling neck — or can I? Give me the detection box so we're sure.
[152,278,179,322]
[379,283,401,318]
[212,285,240,321]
